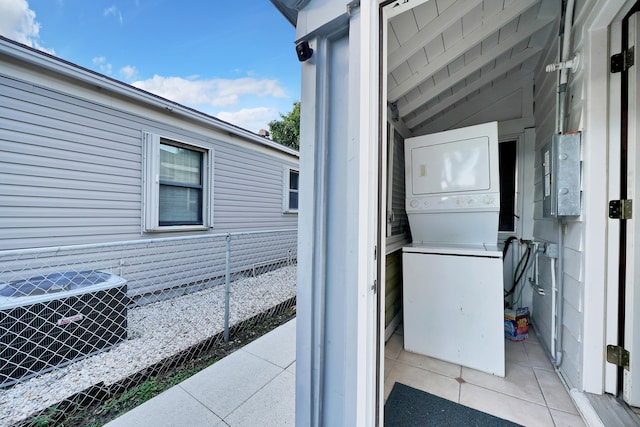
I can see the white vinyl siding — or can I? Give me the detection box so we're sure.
[214,146,298,229]
[0,70,298,250]
[530,0,596,389]
[1,76,141,247]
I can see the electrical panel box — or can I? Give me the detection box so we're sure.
[542,133,581,218]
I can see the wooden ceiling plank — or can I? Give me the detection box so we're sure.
[483,0,505,17]
[442,16,463,50]
[385,0,433,20]
[435,0,458,15]
[400,21,543,116]
[412,1,439,30]
[407,50,429,75]
[462,3,484,37]
[448,55,466,75]
[387,23,401,52]
[390,9,420,46]
[405,46,542,128]
[391,62,413,87]
[412,74,525,133]
[388,0,484,71]
[498,14,520,42]
[388,0,539,102]
[464,43,483,65]
[424,35,445,63]
[396,14,553,114]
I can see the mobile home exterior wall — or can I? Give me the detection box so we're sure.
[0,37,298,297]
[0,37,298,250]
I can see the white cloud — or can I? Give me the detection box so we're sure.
[119,65,138,81]
[130,74,289,132]
[217,107,278,133]
[0,0,54,54]
[92,56,112,74]
[131,75,287,108]
[103,6,123,24]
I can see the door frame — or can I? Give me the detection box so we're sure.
[375,1,433,421]
[583,0,636,395]
[373,0,640,406]
[293,4,382,424]
[619,3,640,404]
[606,0,640,397]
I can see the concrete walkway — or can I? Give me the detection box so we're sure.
[105,319,296,427]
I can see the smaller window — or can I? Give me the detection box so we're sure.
[284,167,299,213]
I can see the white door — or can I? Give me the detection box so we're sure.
[624,9,640,406]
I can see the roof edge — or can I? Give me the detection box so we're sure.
[0,36,299,158]
[269,0,298,26]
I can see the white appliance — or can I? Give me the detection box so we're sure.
[402,122,505,377]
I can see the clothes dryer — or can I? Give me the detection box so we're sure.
[401,122,505,377]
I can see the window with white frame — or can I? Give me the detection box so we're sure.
[284,167,299,213]
[143,132,213,231]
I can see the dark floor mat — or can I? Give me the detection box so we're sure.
[384,382,523,426]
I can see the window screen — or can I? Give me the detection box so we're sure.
[159,142,204,226]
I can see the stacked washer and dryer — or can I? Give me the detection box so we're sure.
[402,121,505,377]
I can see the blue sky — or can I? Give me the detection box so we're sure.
[0,0,300,133]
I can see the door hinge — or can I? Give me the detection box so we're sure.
[607,345,630,370]
[611,46,635,73]
[609,199,633,219]
[371,279,377,294]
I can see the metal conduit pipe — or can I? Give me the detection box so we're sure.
[552,0,576,368]
[558,0,575,135]
[555,219,566,367]
[551,257,557,358]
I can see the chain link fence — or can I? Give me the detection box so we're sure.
[0,229,297,426]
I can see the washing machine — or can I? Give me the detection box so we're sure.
[402,122,505,377]
[402,242,504,376]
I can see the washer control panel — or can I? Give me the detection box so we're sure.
[406,193,500,212]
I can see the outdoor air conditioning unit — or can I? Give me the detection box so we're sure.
[0,270,128,387]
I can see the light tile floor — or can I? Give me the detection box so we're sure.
[384,325,586,427]
[105,317,587,427]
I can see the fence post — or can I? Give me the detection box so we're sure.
[224,233,231,343]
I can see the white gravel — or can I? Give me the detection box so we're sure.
[0,266,296,426]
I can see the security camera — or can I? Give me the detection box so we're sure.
[296,41,313,62]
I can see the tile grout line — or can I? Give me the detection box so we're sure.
[460,376,554,409]
[391,353,464,379]
[524,337,585,423]
[531,363,559,426]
